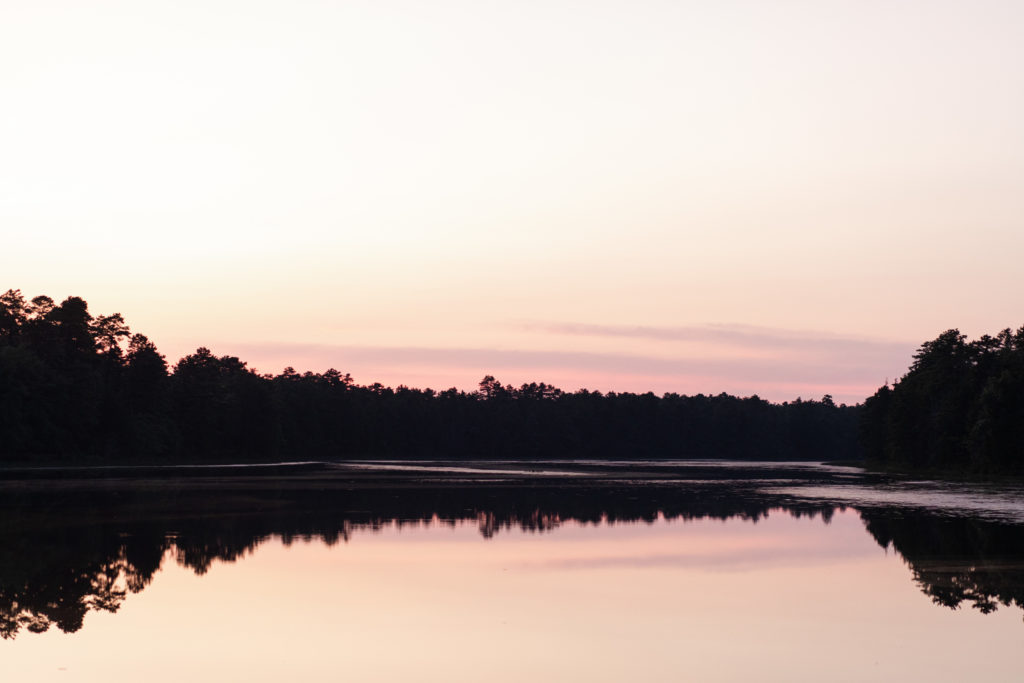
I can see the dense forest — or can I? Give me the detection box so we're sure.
[861,327,1024,475]
[0,290,860,463]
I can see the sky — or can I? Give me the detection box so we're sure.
[2,0,1022,404]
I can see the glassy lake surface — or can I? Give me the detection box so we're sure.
[2,460,1023,682]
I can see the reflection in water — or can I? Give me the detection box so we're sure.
[863,512,1024,615]
[2,471,1024,640]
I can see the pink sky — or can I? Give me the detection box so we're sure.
[3,1,1022,404]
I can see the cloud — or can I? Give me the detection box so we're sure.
[304,345,886,383]
[166,319,919,405]
[524,321,914,363]
[210,334,913,404]
[523,542,873,572]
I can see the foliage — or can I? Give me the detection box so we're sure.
[860,327,1024,474]
[0,289,860,463]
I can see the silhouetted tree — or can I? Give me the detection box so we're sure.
[0,290,864,464]
[861,327,1024,474]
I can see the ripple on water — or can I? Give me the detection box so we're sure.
[763,483,1024,523]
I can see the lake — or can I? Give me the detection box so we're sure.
[2,461,1022,682]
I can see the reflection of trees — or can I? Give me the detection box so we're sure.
[0,529,147,638]
[862,512,1024,616]
[5,477,1024,639]
[0,481,835,639]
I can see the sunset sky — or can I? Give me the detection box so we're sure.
[3,0,1022,403]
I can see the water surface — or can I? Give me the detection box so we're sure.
[1,461,1021,682]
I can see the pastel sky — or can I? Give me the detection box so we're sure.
[3,0,1022,403]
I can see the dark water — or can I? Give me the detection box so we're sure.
[1,461,1022,682]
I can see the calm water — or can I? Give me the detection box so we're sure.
[2,461,1023,682]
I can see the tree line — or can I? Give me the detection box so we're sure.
[861,327,1024,475]
[0,290,860,463]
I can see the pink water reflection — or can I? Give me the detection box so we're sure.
[2,510,1020,682]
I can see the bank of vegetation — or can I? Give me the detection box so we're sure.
[861,327,1024,476]
[0,290,858,464]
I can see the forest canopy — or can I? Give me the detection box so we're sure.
[0,290,859,464]
[860,327,1024,475]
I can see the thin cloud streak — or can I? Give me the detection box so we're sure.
[524,543,873,572]
[212,339,911,404]
[226,343,889,383]
[525,321,915,360]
